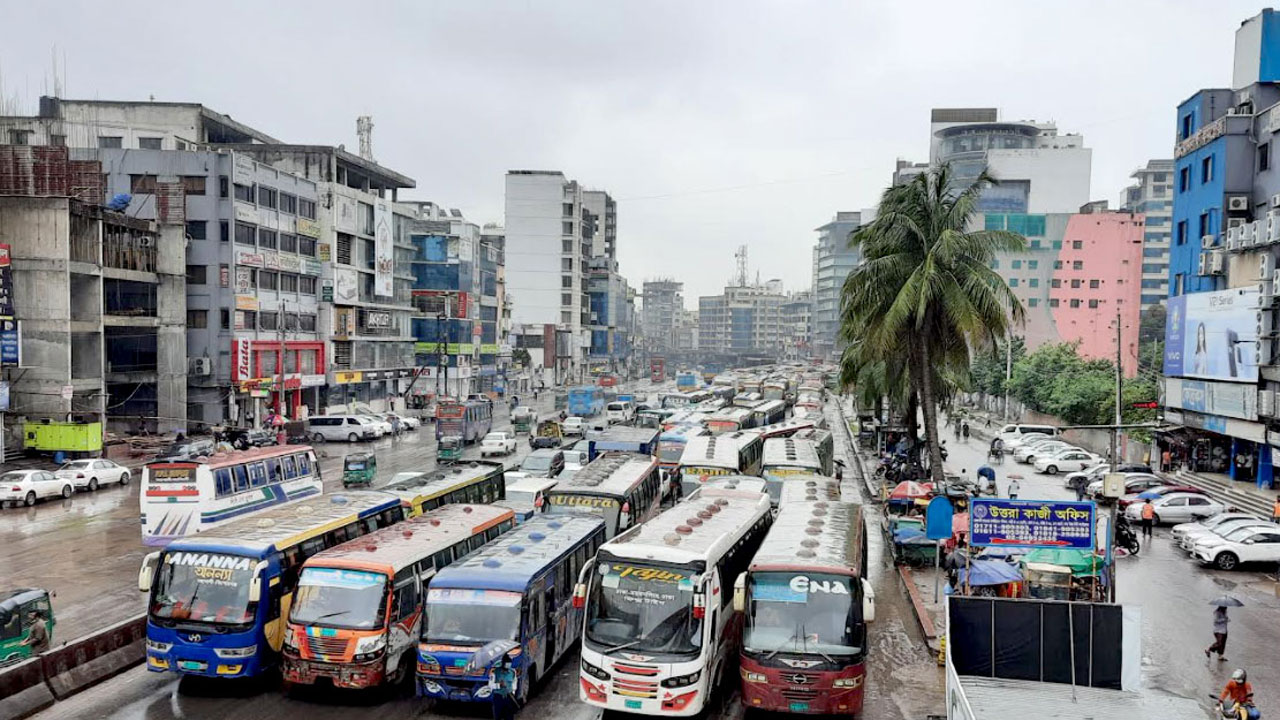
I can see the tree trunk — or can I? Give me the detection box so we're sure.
[904,391,919,461]
[917,336,946,485]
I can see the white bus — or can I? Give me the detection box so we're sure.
[544,452,664,539]
[141,445,321,547]
[777,474,843,505]
[761,437,826,507]
[577,486,773,717]
[675,432,764,496]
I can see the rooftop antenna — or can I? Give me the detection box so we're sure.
[357,116,374,161]
[734,245,748,287]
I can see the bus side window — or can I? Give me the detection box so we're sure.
[233,465,250,492]
[283,456,298,480]
[297,454,311,475]
[432,549,452,569]
[267,578,285,620]
[484,527,498,542]
[392,570,419,622]
[265,459,280,484]
[249,462,267,487]
[214,469,233,497]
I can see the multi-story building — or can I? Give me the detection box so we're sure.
[673,308,698,353]
[780,290,813,361]
[810,212,864,359]
[1161,8,1280,487]
[641,279,683,354]
[698,281,787,358]
[1120,159,1175,311]
[582,190,617,260]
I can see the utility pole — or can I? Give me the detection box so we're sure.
[1003,338,1013,420]
[1109,309,1122,603]
[277,300,287,419]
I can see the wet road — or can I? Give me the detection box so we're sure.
[945,429,1280,714]
[24,397,946,720]
[0,395,563,642]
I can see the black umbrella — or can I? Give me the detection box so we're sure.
[464,640,520,675]
[1209,595,1244,608]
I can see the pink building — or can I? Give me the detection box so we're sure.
[1048,212,1145,376]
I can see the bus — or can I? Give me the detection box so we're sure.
[418,515,606,705]
[761,380,787,402]
[544,452,664,538]
[659,424,710,474]
[569,385,606,417]
[675,371,699,392]
[732,392,764,409]
[705,407,755,435]
[676,432,765,496]
[436,399,494,445]
[384,461,506,516]
[650,357,666,383]
[138,491,406,680]
[747,400,787,428]
[577,486,773,717]
[685,390,715,407]
[761,437,826,506]
[282,504,516,690]
[795,427,834,475]
[701,475,769,495]
[755,417,819,441]
[777,474,843,505]
[736,501,874,716]
[141,445,322,547]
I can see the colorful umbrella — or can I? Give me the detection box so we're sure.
[889,481,932,500]
[952,512,970,534]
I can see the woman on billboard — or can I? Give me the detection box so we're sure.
[1192,323,1209,375]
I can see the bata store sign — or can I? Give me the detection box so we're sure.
[232,339,251,382]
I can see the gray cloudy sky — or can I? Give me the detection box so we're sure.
[0,1,1265,304]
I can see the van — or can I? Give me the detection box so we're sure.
[998,424,1060,443]
[308,415,379,443]
[604,401,633,425]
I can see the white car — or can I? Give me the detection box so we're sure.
[0,470,74,507]
[1033,449,1100,475]
[1015,441,1077,464]
[562,417,586,437]
[1123,492,1225,525]
[1004,433,1053,452]
[480,431,518,457]
[561,448,590,470]
[495,476,558,523]
[1178,517,1276,552]
[1193,524,1280,570]
[55,459,131,491]
[1172,512,1259,545]
[385,413,420,430]
[362,415,393,437]
[1085,473,1167,499]
[1062,463,1108,489]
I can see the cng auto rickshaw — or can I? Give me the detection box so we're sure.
[530,420,563,449]
[341,452,377,488]
[0,588,54,667]
[437,435,463,464]
[511,407,536,435]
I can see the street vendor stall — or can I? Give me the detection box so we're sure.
[956,559,1023,598]
[1020,547,1108,602]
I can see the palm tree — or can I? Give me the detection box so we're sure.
[839,163,1026,483]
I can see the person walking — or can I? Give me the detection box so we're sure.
[961,422,970,442]
[1007,477,1020,500]
[1161,448,1172,473]
[1206,606,1229,662]
[1071,475,1087,502]
[488,656,519,720]
[21,611,49,654]
[1140,498,1155,540]
[976,466,996,496]
[1272,496,1280,525]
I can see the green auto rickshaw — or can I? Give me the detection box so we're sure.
[512,407,536,435]
[1,588,54,666]
[342,452,377,488]
[437,435,463,464]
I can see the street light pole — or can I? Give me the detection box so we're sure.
[1109,308,1122,603]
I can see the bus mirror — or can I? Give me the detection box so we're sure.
[248,560,269,600]
[862,578,876,623]
[138,552,160,593]
[732,574,745,613]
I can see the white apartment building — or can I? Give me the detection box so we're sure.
[1120,159,1174,311]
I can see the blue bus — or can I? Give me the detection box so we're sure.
[436,398,494,444]
[417,515,606,705]
[568,386,605,417]
[138,492,406,679]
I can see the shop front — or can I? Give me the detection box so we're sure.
[324,368,419,415]
[1162,408,1270,487]
[230,339,326,427]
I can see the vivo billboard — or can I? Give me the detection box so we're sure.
[1163,288,1260,382]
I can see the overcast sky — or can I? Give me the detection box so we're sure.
[0,1,1266,304]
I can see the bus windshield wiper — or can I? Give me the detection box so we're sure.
[799,624,835,664]
[601,634,649,655]
[765,625,802,661]
[316,610,350,620]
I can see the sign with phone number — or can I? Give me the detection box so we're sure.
[968,498,1096,550]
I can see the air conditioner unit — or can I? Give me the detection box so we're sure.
[1228,225,1243,247]
[1258,311,1274,337]
[1241,223,1255,248]
[1211,250,1227,274]
[1272,193,1280,208]
[1258,338,1275,366]
[1273,268,1280,286]
[1229,217,1247,229]
[189,357,212,376]
[1228,195,1250,212]
[1258,283,1275,307]
[1261,253,1277,280]
[1198,254,1211,276]
[1201,234,1216,249]
[1247,222,1262,247]
[1261,389,1278,416]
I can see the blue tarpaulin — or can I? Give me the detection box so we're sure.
[958,559,1023,587]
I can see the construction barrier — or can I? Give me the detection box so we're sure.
[0,657,54,720]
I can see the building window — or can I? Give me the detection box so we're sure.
[1028,260,1039,269]
[1179,166,1191,193]
[220,220,229,242]
[259,312,278,331]
[562,221,574,235]
[186,221,207,240]
[563,239,574,253]
[298,198,317,219]
[1049,298,1060,308]
[279,233,297,253]
[233,183,254,203]
[220,309,230,330]
[1008,278,1019,287]
[1088,299,1099,309]
[299,314,317,332]
[1072,261,1083,270]
[1071,279,1082,288]
[186,309,208,328]
[98,136,123,149]
[1175,274,1184,295]
[362,239,375,270]
[562,275,573,289]
[279,193,297,215]
[1260,142,1271,172]
[258,229,278,249]
[1201,156,1214,183]
[561,311,572,324]
[7,129,31,145]
[1011,260,1022,269]
[280,274,299,293]
[1070,299,1081,308]
[1199,213,1210,239]
[181,176,206,195]
[562,293,574,306]
[563,203,574,217]
[256,185,277,209]
[358,202,374,235]
[562,258,573,272]
[185,265,207,285]
[990,259,999,269]
[300,276,317,295]
[337,234,353,264]
[259,271,278,290]
[1180,114,1193,140]
[219,176,229,198]
[1176,220,1188,245]
[48,134,65,147]
[137,137,162,150]
[1029,278,1039,288]
[1053,260,1063,270]
[1051,278,1061,288]
[1028,298,1039,308]
[237,310,256,330]
[130,174,158,194]
[299,236,317,257]
[1072,240,1083,250]
[1089,279,1100,289]
[235,223,256,245]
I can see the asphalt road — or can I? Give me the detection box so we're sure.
[21,396,947,720]
[945,429,1280,714]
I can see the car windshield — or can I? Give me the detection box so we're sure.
[60,461,92,471]
[522,455,553,472]
[290,567,388,629]
[150,551,256,626]
[423,588,521,643]
[659,444,685,462]
[744,572,863,657]
[505,489,537,505]
[484,434,505,443]
[1223,525,1270,541]
[0,472,29,484]
[585,560,702,656]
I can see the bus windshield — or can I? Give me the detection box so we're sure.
[423,588,522,643]
[546,494,620,536]
[586,561,703,656]
[744,572,863,657]
[290,567,388,630]
[150,551,257,626]
[659,443,686,463]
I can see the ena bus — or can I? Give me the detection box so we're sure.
[141,445,322,546]
[418,515,606,705]
[436,399,494,445]
[283,504,515,690]
[138,491,405,680]
[384,461,506,516]
[736,500,874,716]
[577,486,773,717]
[675,432,764,496]
[761,437,826,507]
[777,474,842,506]
[544,452,664,538]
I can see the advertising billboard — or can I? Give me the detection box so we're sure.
[1163,288,1260,382]
[334,267,359,304]
[374,198,394,297]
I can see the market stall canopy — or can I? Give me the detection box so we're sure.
[958,559,1023,587]
[1021,547,1105,577]
[889,481,933,500]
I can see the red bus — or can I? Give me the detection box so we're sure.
[734,500,874,715]
[649,356,665,383]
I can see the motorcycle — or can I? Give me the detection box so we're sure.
[1115,516,1140,556]
[1211,695,1261,720]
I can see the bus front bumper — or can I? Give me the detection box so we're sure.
[283,656,385,689]
[738,662,865,715]
[417,674,493,702]
[145,648,262,679]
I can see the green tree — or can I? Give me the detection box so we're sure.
[839,163,1026,482]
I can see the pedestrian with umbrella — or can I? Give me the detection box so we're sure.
[465,640,520,720]
[1205,597,1243,662]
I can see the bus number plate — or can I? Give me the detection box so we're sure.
[789,702,810,712]
[625,700,642,710]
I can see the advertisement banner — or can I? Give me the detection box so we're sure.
[969,498,1096,550]
[1164,288,1260,382]
[334,194,358,234]
[296,217,321,238]
[236,250,263,267]
[365,310,392,329]
[0,243,13,317]
[0,318,19,365]
[319,243,331,262]
[1166,378,1258,421]
[235,267,254,293]
[334,267,359,304]
[232,339,251,382]
[235,295,259,311]
[374,197,394,297]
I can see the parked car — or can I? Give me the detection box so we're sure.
[1033,449,1101,475]
[480,431,518,457]
[1086,473,1169,499]
[155,439,217,462]
[1004,432,1054,452]
[1172,512,1260,546]
[385,412,420,430]
[1178,517,1277,552]
[562,416,586,437]
[222,427,277,450]
[363,415,394,436]
[517,449,565,479]
[1116,484,1205,508]
[1015,440,1078,464]
[0,470,74,507]
[1062,463,1155,489]
[1123,492,1225,525]
[997,424,1061,445]
[55,459,131,491]
[307,415,379,443]
[1193,524,1280,570]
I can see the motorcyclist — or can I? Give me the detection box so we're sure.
[1220,669,1255,715]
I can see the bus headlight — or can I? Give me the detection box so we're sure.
[740,669,767,683]
[283,632,299,652]
[581,659,611,681]
[353,634,386,663]
[661,670,701,688]
[213,645,257,659]
[146,640,172,653]
[832,676,863,688]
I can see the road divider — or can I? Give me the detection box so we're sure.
[0,657,54,720]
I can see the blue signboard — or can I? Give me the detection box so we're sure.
[0,318,19,365]
[969,498,1096,550]
[925,496,954,540]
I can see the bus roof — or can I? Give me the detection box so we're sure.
[660,424,708,442]
[763,437,822,469]
[749,500,865,577]
[756,417,818,439]
[678,432,757,470]
[430,515,604,592]
[551,452,657,497]
[602,486,770,566]
[700,475,768,495]
[382,461,503,503]
[588,426,660,445]
[148,444,314,471]
[304,504,513,575]
[777,474,843,504]
[707,407,753,422]
[163,491,399,557]
[753,399,787,414]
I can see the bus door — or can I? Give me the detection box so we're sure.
[525,581,549,682]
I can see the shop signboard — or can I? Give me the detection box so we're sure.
[968,498,1095,550]
[220,264,230,288]
[321,283,334,303]
[235,295,259,311]
[296,217,321,238]
[334,371,363,384]
[276,254,301,273]
[232,339,251,382]
[1164,288,1260,382]
[373,197,394,297]
[234,203,256,224]
[0,319,19,366]
[334,194,358,234]
[319,243,332,262]
[303,259,322,276]
[365,311,392,329]
[0,244,13,317]
[236,250,264,268]
[334,267,359,304]
[1165,378,1257,421]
